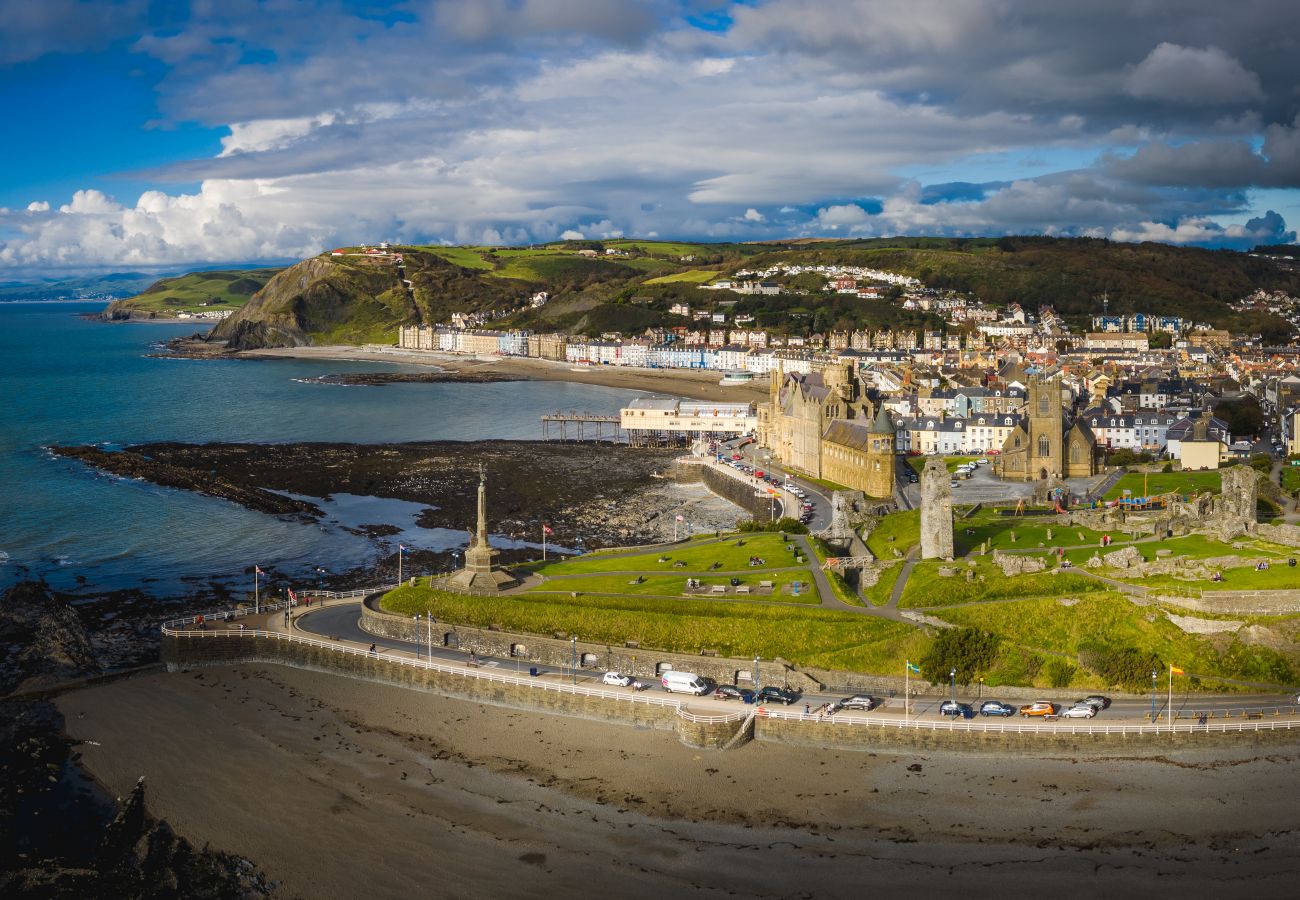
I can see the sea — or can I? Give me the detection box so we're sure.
[0,302,638,595]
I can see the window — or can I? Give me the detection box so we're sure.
[1070,442,1080,463]
[1038,435,1050,457]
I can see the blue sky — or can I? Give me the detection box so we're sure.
[1,0,1298,272]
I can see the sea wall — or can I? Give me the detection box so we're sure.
[360,597,823,692]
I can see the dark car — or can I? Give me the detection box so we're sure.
[714,684,755,703]
[831,695,878,712]
[757,686,800,705]
[939,700,975,719]
[979,700,1016,717]
[908,474,919,484]
[1079,695,1111,710]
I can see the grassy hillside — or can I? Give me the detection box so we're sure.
[190,235,1299,349]
[104,268,282,318]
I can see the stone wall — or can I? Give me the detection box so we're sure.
[360,598,823,692]
[699,464,775,523]
[755,715,1300,755]
[162,633,679,732]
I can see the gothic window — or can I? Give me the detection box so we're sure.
[1070,442,1080,463]
[1038,435,1050,456]
[1038,394,1049,415]
[1014,435,1021,448]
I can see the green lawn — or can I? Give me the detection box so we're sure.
[863,563,902,606]
[1281,463,1300,494]
[866,509,920,559]
[644,269,721,284]
[932,595,1297,689]
[412,246,495,270]
[536,533,799,575]
[954,508,1108,556]
[525,570,819,603]
[1103,470,1221,500]
[382,584,922,673]
[602,239,707,256]
[113,268,280,314]
[898,557,1107,608]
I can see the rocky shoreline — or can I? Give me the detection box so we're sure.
[298,371,527,386]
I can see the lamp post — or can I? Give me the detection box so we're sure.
[950,668,956,704]
[754,656,761,690]
[571,635,578,685]
[1151,670,1158,728]
[413,616,420,660]
[978,677,984,700]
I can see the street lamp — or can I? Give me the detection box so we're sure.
[1151,670,1158,727]
[977,677,984,700]
[413,615,420,660]
[754,656,761,689]
[950,668,956,704]
[571,635,578,685]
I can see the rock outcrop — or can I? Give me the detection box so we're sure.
[0,582,101,696]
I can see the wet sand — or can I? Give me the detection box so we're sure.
[241,345,769,404]
[59,665,1300,899]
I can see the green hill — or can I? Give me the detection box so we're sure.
[104,268,282,319]
[187,237,1300,349]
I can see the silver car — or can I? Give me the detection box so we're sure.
[1062,704,1097,718]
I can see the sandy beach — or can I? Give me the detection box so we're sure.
[59,665,1300,899]
[240,345,770,404]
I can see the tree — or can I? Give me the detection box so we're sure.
[920,627,1000,686]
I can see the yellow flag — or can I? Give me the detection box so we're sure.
[1170,665,1185,675]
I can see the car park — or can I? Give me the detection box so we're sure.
[832,695,879,712]
[939,700,975,718]
[714,684,755,703]
[602,672,634,687]
[756,686,800,705]
[979,700,1016,717]
[1062,704,1097,718]
[1019,701,1058,717]
[1079,695,1111,710]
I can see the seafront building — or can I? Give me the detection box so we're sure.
[619,397,757,446]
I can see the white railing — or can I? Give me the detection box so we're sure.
[756,706,1300,735]
[161,607,1300,739]
[160,586,392,632]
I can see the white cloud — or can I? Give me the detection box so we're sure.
[742,208,765,222]
[1124,43,1265,106]
[814,204,872,229]
[26,201,49,212]
[560,229,585,240]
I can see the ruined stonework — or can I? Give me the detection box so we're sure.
[992,550,1047,576]
[920,457,954,560]
[1216,466,1258,529]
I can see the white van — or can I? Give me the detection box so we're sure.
[661,670,709,695]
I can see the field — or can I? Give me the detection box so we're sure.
[897,557,1107,608]
[1103,470,1221,500]
[643,270,721,285]
[412,246,495,271]
[524,570,818,603]
[865,509,920,559]
[382,584,922,673]
[111,268,281,314]
[602,239,708,256]
[953,508,1108,555]
[535,533,798,575]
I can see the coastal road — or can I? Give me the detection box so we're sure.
[292,603,1298,722]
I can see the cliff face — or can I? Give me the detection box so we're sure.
[209,250,527,349]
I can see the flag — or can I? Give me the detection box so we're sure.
[675,514,685,522]
[398,544,406,554]
[1170,665,1185,675]
[543,524,554,536]
[255,566,265,576]
[288,588,298,603]
[906,661,920,674]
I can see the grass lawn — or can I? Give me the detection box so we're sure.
[898,557,1107,608]
[863,563,902,606]
[412,246,495,270]
[932,594,1297,688]
[602,239,706,256]
[953,508,1108,556]
[1124,563,1300,594]
[866,509,920,559]
[644,269,721,284]
[382,584,924,672]
[803,475,851,492]
[526,570,819,603]
[1103,470,1221,500]
[907,455,984,474]
[1280,463,1300,494]
[535,533,800,575]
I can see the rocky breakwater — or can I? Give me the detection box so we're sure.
[0,582,272,896]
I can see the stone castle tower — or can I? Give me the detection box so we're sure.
[920,457,954,559]
[864,404,896,499]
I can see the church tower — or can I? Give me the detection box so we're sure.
[864,404,896,499]
[1025,375,1065,480]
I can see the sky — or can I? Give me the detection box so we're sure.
[1,0,1299,273]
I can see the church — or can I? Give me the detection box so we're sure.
[993,375,1099,481]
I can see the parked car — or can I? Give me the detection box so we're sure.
[908,474,919,484]
[939,700,975,719]
[1062,704,1097,719]
[714,684,755,703]
[602,672,634,687]
[979,700,1016,717]
[729,577,741,586]
[756,686,800,705]
[1019,701,1058,717]
[833,695,879,712]
[1079,695,1111,710]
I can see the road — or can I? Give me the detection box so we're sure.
[722,438,832,530]
[292,602,1297,723]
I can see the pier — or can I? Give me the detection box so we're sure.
[541,411,625,442]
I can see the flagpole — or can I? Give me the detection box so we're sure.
[542,526,547,561]
[1168,663,1173,734]
[254,568,259,614]
[398,546,403,586]
[905,661,909,719]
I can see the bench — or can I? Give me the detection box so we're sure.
[711,585,728,594]
[758,580,773,589]
[735,585,750,594]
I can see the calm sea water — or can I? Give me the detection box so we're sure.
[0,302,638,594]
